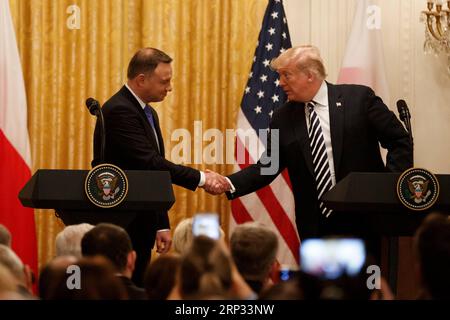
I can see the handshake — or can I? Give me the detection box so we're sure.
[201,169,232,195]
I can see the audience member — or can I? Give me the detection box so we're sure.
[172,217,225,255]
[230,222,278,295]
[55,223,94,258]
[42,256,128,300]
[172,236,233,299]
[0,263,17,298]
[414,212,450,300]
[39,255,78,300]
[0,244,34,298]
[144,253,181,300]
[81,223,147,299]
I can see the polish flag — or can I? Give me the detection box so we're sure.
[337,0,390,103]
[0,1,38,275]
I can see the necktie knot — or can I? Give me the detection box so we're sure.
[307,101,316,113]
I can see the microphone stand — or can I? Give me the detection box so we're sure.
[98,108,106,164]
[86,99,106,164]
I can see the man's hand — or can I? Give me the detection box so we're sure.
[156,230,172,253]
[202,169,231,195]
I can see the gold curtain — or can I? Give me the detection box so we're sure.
[9,0,267,270]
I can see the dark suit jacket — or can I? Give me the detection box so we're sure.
[117,275,148,300]
[227,83,413,239]
[92,85,200,229]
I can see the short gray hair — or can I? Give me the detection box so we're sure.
[271,45,327,79]
[55,223,94,258]
[230,222,278,281]
[0,244,24,283]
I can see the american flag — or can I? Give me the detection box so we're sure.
[230,0,299,266]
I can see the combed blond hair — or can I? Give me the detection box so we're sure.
[271,45,327,79]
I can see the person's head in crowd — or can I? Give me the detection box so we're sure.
[81,223,136,279]
[172,217,225,255]
[82,223,147,299]
[0,244,34,297]
[0,224,11,247]
[172,218,194,255]
[0,263,17,298]
[230,222,278,294]
[179,236,232,299]
[55,223,94,258]
[42,256,128,300]
[39,255,78,299]
[144,253,181,300]
[127,47,173,103]
[270,45,326,103]
[414,212,450,300]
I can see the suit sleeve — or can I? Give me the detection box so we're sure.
[157,211,170,230]
[365,89,413,172]
[226,117,286,199]
[106,104,200,191]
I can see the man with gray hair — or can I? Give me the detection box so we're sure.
[55,223,94,257]
[224,45,412,258]
[0,244,34,298]
[230,222,278,295]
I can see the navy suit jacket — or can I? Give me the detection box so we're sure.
[227,83,413,239]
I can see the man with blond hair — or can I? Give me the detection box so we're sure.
[224,45,412,256]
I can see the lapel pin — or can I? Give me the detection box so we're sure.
[336,102,342,107]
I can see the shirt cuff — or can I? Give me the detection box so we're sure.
[157,229,170,233]
[225,177,236,193]
[198,171,206,187]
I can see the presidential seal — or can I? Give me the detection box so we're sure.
[397,168,439,211]
[85,164,128,208]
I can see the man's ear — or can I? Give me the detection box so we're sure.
[23,264,34,292]
[127,250,137,272]
[135,74,146,87]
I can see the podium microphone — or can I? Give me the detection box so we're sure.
[86,97,101,116]
[396,99,414,164]
[86,97,106,163]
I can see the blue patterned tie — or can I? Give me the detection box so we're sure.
[144,105,156,129]
[307,102,333,217]
[144,105,160,152]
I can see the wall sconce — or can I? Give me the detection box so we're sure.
[421,0,450,73]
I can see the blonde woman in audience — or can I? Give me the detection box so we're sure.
[172,217,225,255]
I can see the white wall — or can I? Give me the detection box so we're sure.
[284,0,450,173]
